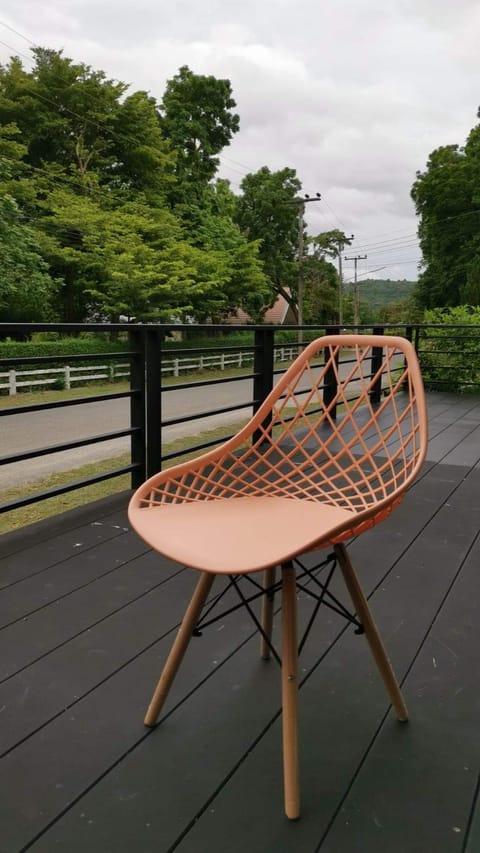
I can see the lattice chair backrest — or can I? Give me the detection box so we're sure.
[140,335,427,519]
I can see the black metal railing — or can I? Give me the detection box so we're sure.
[2,321,480,515]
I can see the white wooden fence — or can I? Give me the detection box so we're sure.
[0,347,298,395]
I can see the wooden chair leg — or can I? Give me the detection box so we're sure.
[260,566,276,659]
[334,543,408,722]
[281,561,300,820]
[144,571,215,727]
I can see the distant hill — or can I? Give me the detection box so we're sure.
[345,279,416,310]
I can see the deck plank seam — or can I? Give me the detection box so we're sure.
[0,564,187,687]
[313,520,480,851]
[0,540,152,633]
[461,771,480,853]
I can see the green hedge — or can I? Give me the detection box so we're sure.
[0,326,334,370]
[0,335,130,362]
[419,307,480,392]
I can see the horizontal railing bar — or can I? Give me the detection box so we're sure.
[162,400,255,428]
[0,351,139,366]
[161,432,237,462]
[163,373,257,393]
[0,389,138,417]
[163,344,258,356]
[273,358,325,377]
[0,427,139,466]
[3,321,480,335]
[0,464,136,514]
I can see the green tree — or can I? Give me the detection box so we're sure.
[0,48,173,198]
[181,179,270,321]
[0,48,271,325]
[0,125,57,321]
[0,168,57,321]
[411,109,480,309]
[302,236,339,323]
[236,166,302,313]
[160,66,240,203]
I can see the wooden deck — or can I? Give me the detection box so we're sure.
[2,391,480,853]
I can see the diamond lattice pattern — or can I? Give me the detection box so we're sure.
[141,338,424,533]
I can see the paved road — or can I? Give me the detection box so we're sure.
[1,378,255,487]
[1,355,379,489]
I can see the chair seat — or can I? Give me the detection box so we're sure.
[130,496,356,574]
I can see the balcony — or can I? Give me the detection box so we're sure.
[1,325,480,851]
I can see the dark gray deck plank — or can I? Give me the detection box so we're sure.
[150,467,480,853]
[319,506,480,853]
[0,513,127,590]
[0,492,129,562]
[0,582,262,852]
[19,463,478,853]
[0,459,456,751]
[441,423,480,467]
[0,548,178,681]
[0,531,148,630]
[464,778,480,853]
[1,395,480,853]
[0,559,187,752]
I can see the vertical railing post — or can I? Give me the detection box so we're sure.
[323,325,340,419]
[128,327,147,489]
[253,328,275,443]
[402,325,414,393]
[144,326,164,478]
[370,325,384,405]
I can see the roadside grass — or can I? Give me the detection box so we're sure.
[0,419,250,535]
[0,396,312,534]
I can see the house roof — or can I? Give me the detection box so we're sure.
[225,291,296,325]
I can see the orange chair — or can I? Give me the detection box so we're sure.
[128,334,428,819]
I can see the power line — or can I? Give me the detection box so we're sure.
[320,194,350,233]
[0,36,35,69]
[352,228,418,248]
[0,19,36,46]
[355,208,480,251]
[0,30,252,204]
[2,19,480,266]
[0,37,169,159]
[343,266,386,282]
[362,242,421,258]
[0,22,254,188]
[352,233,419,251]
[0,152,121,204]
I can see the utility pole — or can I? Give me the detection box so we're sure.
[284,193,322,343]
[344,254,367,327]
[334,234,354,326]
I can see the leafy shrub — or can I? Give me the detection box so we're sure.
[0,335,130,370]
[418,306,480,392]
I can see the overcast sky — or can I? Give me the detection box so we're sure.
[1,0,479,282]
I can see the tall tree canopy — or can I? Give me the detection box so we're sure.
[160,65,240,204]
[411,109,480,309]
[0,48,268,325]
[235,166,302,312]
[303,234,343,324]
